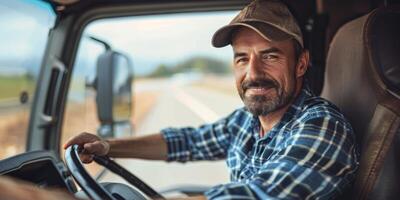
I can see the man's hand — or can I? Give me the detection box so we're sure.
[63,132,110,163]
[0,177,77,200]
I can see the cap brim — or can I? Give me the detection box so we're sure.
[212,21,293,48]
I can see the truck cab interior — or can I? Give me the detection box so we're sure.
[0,0,399,199]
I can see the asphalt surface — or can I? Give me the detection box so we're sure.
[101,77,243,194]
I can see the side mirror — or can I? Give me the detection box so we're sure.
[95,50,133,138]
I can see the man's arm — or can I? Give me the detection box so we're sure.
[64,109,242,163]
[0,177,77,200]
[107,133,168,160]
[0,176,206,200]
[63,132,168,163]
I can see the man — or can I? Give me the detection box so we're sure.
[65,0,359,199]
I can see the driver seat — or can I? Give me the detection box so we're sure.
[321,6,400,200]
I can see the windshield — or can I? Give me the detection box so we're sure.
[62,10,243,187]
[0,1,55,159]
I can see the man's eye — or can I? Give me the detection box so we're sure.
[235,57,248,64]
[262,54,278,61]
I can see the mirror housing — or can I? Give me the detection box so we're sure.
[95,50,133,138]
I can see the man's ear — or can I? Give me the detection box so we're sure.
[296,50,309,78]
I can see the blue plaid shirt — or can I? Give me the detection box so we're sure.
[161,86,359,200]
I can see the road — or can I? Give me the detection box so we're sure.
[101,77,243,193]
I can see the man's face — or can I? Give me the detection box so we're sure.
[232,27,299,116]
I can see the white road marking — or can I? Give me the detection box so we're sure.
[173,87,219,123]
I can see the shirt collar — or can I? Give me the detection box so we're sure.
[251,83,314,139]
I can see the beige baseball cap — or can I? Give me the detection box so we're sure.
[212,0,303,48]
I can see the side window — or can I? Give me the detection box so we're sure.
[0,1,55,159]
[62,11,243,187]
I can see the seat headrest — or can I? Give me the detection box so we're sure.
[321,6,400,146]
[367,7,400,96]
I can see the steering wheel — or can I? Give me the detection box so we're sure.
[65,144,165,200]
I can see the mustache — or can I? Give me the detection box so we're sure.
[241,79,279,91]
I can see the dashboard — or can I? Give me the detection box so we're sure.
[0,151,76,192]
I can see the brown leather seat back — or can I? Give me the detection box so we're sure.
[321,6,400,200]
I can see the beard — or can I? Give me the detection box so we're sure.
[238,75,296,116]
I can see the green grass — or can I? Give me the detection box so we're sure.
[0,76,35,100]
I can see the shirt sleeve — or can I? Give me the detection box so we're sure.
[205,116,359,200]
[161,110,241,162]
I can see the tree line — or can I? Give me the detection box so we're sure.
[146,56,231,78]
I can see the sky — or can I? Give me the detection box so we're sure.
[0,3,239,77]
[84,11,239,75]
[0,1,55,76]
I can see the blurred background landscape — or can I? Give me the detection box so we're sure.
[0,6,243,194]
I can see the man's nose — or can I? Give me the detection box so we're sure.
[247,56,263,80]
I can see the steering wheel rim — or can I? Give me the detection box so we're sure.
[65,145,114,200]
[65,144,164,200]
[92,154,165,199]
